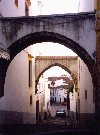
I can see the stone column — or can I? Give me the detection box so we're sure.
[0,59,10,97]
[95,0,100,128]
[0,48,10,97]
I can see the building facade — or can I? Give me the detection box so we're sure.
[0,0,27,17]
[78,0,94,12]
[0,0,36,124]
[77,57,95,125]
[48,77,70,104]
[36,75,50,122]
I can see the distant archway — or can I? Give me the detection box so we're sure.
[35,63,78,94]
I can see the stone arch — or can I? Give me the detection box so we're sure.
[35,63,78,94]
[0,31,96,97]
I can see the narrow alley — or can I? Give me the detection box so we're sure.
[0,0,100,135]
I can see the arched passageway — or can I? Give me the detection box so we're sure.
[0,31,96,127]
[0,32,96,97]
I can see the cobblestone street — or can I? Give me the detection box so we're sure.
[0,104,97,135]
[41,103,78,128]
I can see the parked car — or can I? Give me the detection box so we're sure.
[56,109,66,118]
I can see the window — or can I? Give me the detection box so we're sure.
[51,81,55,86]
[50,91,52,95]
[15,0,18,8]
[30,95,32,105]
[48,84,50,87]
[29,60,32,87]
[85,90,87,100]
[53,90,54,96]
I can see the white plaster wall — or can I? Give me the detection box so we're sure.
[0,0,25,17]
[0,51,34,111]
[79,0,94,12]
[0,50,36,123]
[37,76,45,112]
[78,58,95,113]
[57,89,66,103]
[0,0,36,124]
[56,90,59,102]
[0,13,96,61]
[44,79,50,111]
[70,91,77,113]
[55,90,59,102]
[37,76,51,113]
[50,88,67,103]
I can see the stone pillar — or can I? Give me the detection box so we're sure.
[0,59,10,97]
[0,48,10,97]
[95,0,100,129]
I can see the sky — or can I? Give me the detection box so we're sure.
[44,66,72,78]
[31,42,77,56]
[29,0,80,15]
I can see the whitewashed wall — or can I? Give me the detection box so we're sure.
[0,0,95,17]
[37,75,51,113]
[44,79,50,111]
[70,90,77,113]
[79,0,94,12]
[37,76,45,112]
[57,89,66,103]
[50,88,67,103]
[78,58,95,113]
[0,1,37,124]
[0,49,36,124]
[0,0,26,17]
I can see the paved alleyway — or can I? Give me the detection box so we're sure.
[41,103,78,127]
[0,103,97,135]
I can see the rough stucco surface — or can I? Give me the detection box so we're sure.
[0,12,96,59]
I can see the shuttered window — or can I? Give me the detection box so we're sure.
[15,0,18,8]
[29,60,32,87]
